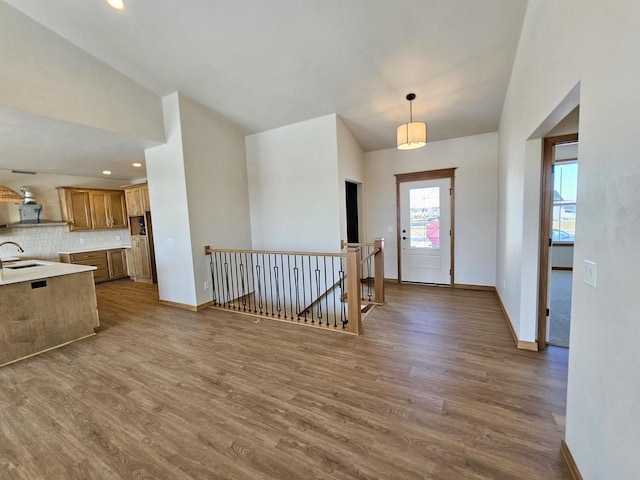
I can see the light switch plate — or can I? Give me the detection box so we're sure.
[387,226,394,233]
[584,260,597,288]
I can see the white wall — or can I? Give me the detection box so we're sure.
[246,114,341,253]
[0,2,163,142]
[145,93,253,308]
[336,116,366,243]
[179,94,253,306]
[498,2,640,478]
[365,132,498,286]
[551,246,573,269]
[145,93,197,306]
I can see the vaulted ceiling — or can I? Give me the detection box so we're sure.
[2,0,527,178]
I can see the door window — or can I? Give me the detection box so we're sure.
[409,187,440,249]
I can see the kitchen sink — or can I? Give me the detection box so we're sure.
[5,263,45,270]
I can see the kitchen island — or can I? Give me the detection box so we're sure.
[0,260,99,367]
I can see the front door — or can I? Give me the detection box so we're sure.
[400,178,451,284]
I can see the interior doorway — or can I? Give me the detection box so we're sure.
[538,133,578,349]
[395,168,456,285]
[345,181,359,243]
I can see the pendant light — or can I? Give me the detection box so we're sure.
[397,93,427,150]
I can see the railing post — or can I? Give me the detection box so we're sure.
[346,246,362,334]
[374,238,385,304]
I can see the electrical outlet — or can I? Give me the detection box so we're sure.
[79,238,85,244]
[204,281,210,290]
[584,260,597,288]
[116,234,121,241]
[387,226,394,233]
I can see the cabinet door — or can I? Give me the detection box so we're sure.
[108,191,128,229]
[142,185,151,212]
[107,249,127,279]
[131,237,152,283]
[89,192,110,229]
[66,190,92,231]
[125,188,143,216]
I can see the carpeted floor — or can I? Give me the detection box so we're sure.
[549,270,572,347]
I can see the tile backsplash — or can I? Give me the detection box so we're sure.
[0,226,131,260]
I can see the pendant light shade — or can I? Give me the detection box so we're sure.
[397,93,427,150]
[0,185,23,202]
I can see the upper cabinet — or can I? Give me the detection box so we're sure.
[123,183,150,216]
[58,187,128,231]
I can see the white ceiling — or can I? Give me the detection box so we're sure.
[0,108,157,180]
[2,0,527,177]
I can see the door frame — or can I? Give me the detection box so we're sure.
[537,133,578,349]
[395,168,456,285]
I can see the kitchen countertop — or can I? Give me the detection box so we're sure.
[58,245,132,255]
[0,260,96,286]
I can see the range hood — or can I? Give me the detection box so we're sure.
[17,186,43,224]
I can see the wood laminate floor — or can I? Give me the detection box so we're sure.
[0,280,569,479]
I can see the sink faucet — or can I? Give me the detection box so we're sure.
[0,241,25,270]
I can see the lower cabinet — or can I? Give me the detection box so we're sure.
[107,249,127,279]
[129,236,153,283]
[59,248,129,284]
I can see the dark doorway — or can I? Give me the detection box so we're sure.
[346,181,359,243]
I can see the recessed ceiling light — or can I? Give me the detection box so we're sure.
[102,170,112,175]
[132,162,142,168]
[106,0,125,10]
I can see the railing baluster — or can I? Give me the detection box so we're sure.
[232,252,241,310]
[367,252,372,301]
[360,249,364,302]
[203,245,374,335]
[274,257,281,318]
[301,255,307,322]
[315,256,323,324]
[218,252,226,308]
[339,257,347,327]
[287,255,293,320]
[280,254,287,319]
[324,256,329,326]
[332,257,337,328]
[209,252,218,306]
[250,252,256,312]
[239,254,246,311]
[256,260,263,315]
[308,256,314,324]
[262,253,268,315]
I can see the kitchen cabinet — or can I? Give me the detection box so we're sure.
[58,189,91,231]
[107,249,127,279]
[90,191,127,229]
[124,182,156,284]
[123,183,150,216]
[59,248,129,284]
[0,265,99,367]
[129,236,152,283]
[58,187,127,231]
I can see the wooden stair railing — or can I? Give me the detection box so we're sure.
[342,238,385,305]
[204,239,384,335]
[204,246,362,335]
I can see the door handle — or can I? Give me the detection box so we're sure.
[402,236,407,240]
